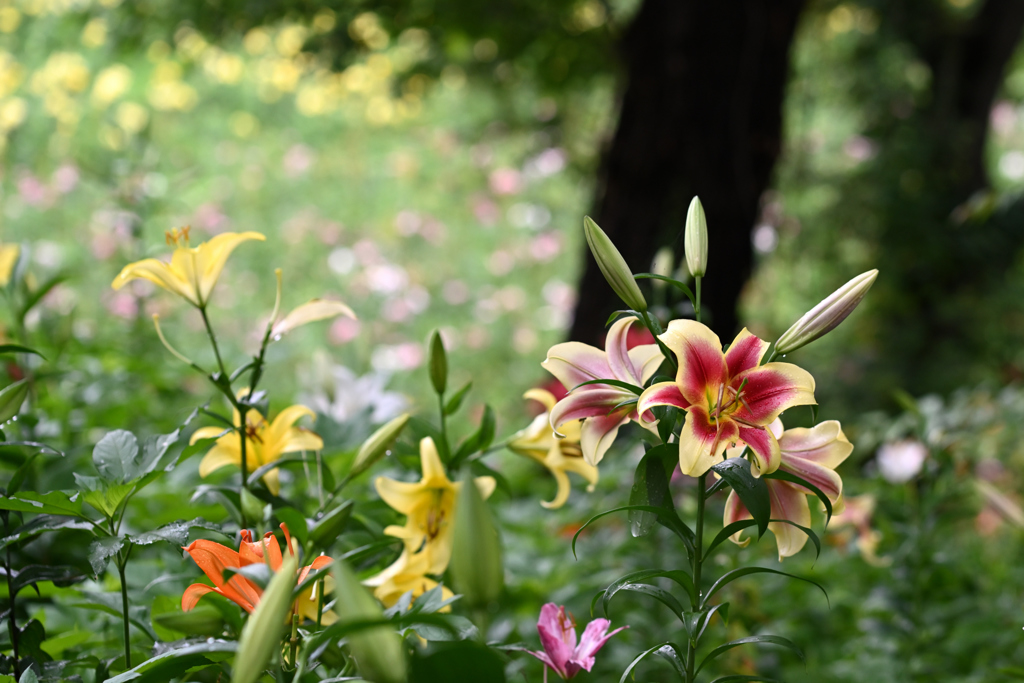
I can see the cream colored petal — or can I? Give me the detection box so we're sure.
[768,482,812,560]
[474,476,496,501]
[778,420,853,470]
[272,299,356,339]
[523,388,557,412]
[541,342,613,391]
[629,344,665,384]
[541,463,572,510]
[579,414,628,467]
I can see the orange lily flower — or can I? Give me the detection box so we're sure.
[182,523,335,624]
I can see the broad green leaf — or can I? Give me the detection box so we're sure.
[0,380,28,424]
[0,491,85,518]
[0,344,44,359]
[105,640,237,683]
[628,443,676,537]
[274,507,309,545]
[39,628,90,658]
[92,430,140,483]
[129,518,220,547]
[654,642,687,679]
[697,634,804,674]
[81,481,134,518]
[11,564,85,595]
[0,515,92,550]
[711,458,771,538]
[702,566,828,610]
[309,500,353,549]
[88,536,125,575]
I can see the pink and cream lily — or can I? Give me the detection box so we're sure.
[723,419,852,559]
[526,603,626,680]
[544,317,662,466]
[636,320,816,477]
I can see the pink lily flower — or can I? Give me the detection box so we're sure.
[724,419,853,559]
[527,603,627,680]
[636,320,816,477]
[544,317,663,466]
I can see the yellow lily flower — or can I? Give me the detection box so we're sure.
[363,548,454,609]
[509,389,598,509]
[111,227,265,307]
[374,437,495,576]
[190,403,322,495]
[0,242,18,286]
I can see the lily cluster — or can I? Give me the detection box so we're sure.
[365,437,496,606]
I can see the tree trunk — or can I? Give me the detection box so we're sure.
[569,0,806,343]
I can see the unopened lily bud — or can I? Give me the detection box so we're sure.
[428,330,448,395]
[450,470,503,607]
[775,269,878,355]
[650,247,673,290]
[309,500,353,548]
[332,559,407,683]
[349,414,409,480]
[583,216,647,312]
[231,545,298,683]
[684,196,708,277]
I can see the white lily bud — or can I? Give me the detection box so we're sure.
[775,269,878,355]
[583,216,647,312]
[684,197,708,277]
[650,247,673,290]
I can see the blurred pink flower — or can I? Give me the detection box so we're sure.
[527,603,626,680]
[530,233,562,262]
[52,164,80,194]
[488,250,515,276]
[283,144,315,177]
[105,291,138,319]
[472,196,500,226]
[489,167,522,196]
[443,280,469,305]
[395,210,421,236]
[17,175,50,207]
[329,316,361,345]
[193,203,230,234]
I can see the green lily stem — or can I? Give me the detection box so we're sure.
[437,392,449,460]
[3,512,19,679]
[694,276,702,323]
[685,473,707,683]
[116,544,135,669]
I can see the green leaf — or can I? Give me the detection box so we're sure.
[654,642,687,679]
[697,635,804,674]
[0,344,44,359]
[682,603,729,644]
[706,519,758,558]
[81,481,134,518]
[10,564,85,595]
[92,430,140,483]
[628,444,675,537]
[274,507,309,545]
[618,642,675,683]
[443,381,473,415]
[605,309,644,327]
[702,566,828,610]
[764,469,834,525]
[573,505,695,561]
[309,500,354,549]
[246,453,309,487]
[129,518,220,547]
[0,514,92,550]
[88,536,125,575]
[451,405,496,466]
[711,459,771,538]
[570,378,644,395]
[104,640,237,683]
[0,491,85,518]
[0,380,28,424]
[603,569,695,618]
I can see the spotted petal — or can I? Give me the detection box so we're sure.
[677,405,738,476]
[724,328,769,379]
[731,362,816,425]
[636,381,689,425]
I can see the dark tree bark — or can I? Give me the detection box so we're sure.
[569,0,806,344]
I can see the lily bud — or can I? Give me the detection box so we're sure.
[450,470,503,607]
[684,196,708,277]
[349,413,410,480]
[775,269,878,355]
[231,544,298,683]
[583,216,647,312]
[428,330,448,395]
[332,559,407,683]
[309,500,354,548]
[650,247,673,290]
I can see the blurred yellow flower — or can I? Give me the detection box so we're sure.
[92,64,131,107]
[0,243,19,286]
[190,402,322,495]
[0,8,21,33]
[509,389,598,509]
[0,98,26,130]
[244,28,271,55]
[276,25,307,58]
[115,101,148,134]
[81,18,107,48]
[111,228,265,308]
[31,52,89,94]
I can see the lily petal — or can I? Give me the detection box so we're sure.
[767,480,812,560]
[677,405,738,476]
[659,319,727,406]
[731,362,816,425]
[192,232,266,304]
[419,437,448,487]
[523,388,557,412]
[574,619,627,672]
[723,491,753,547]
[579,413,629,467]
[542,342,613,392]
[628,344,664,384]
[182,583,221,611]
[724,328,769,379]
[737,425,782,476]
[550,388,634,431]
[778,420,853,470]
[374,477,425,515]
[605,317,638,382]
[198,443,241,477]
[636,381,689,421]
